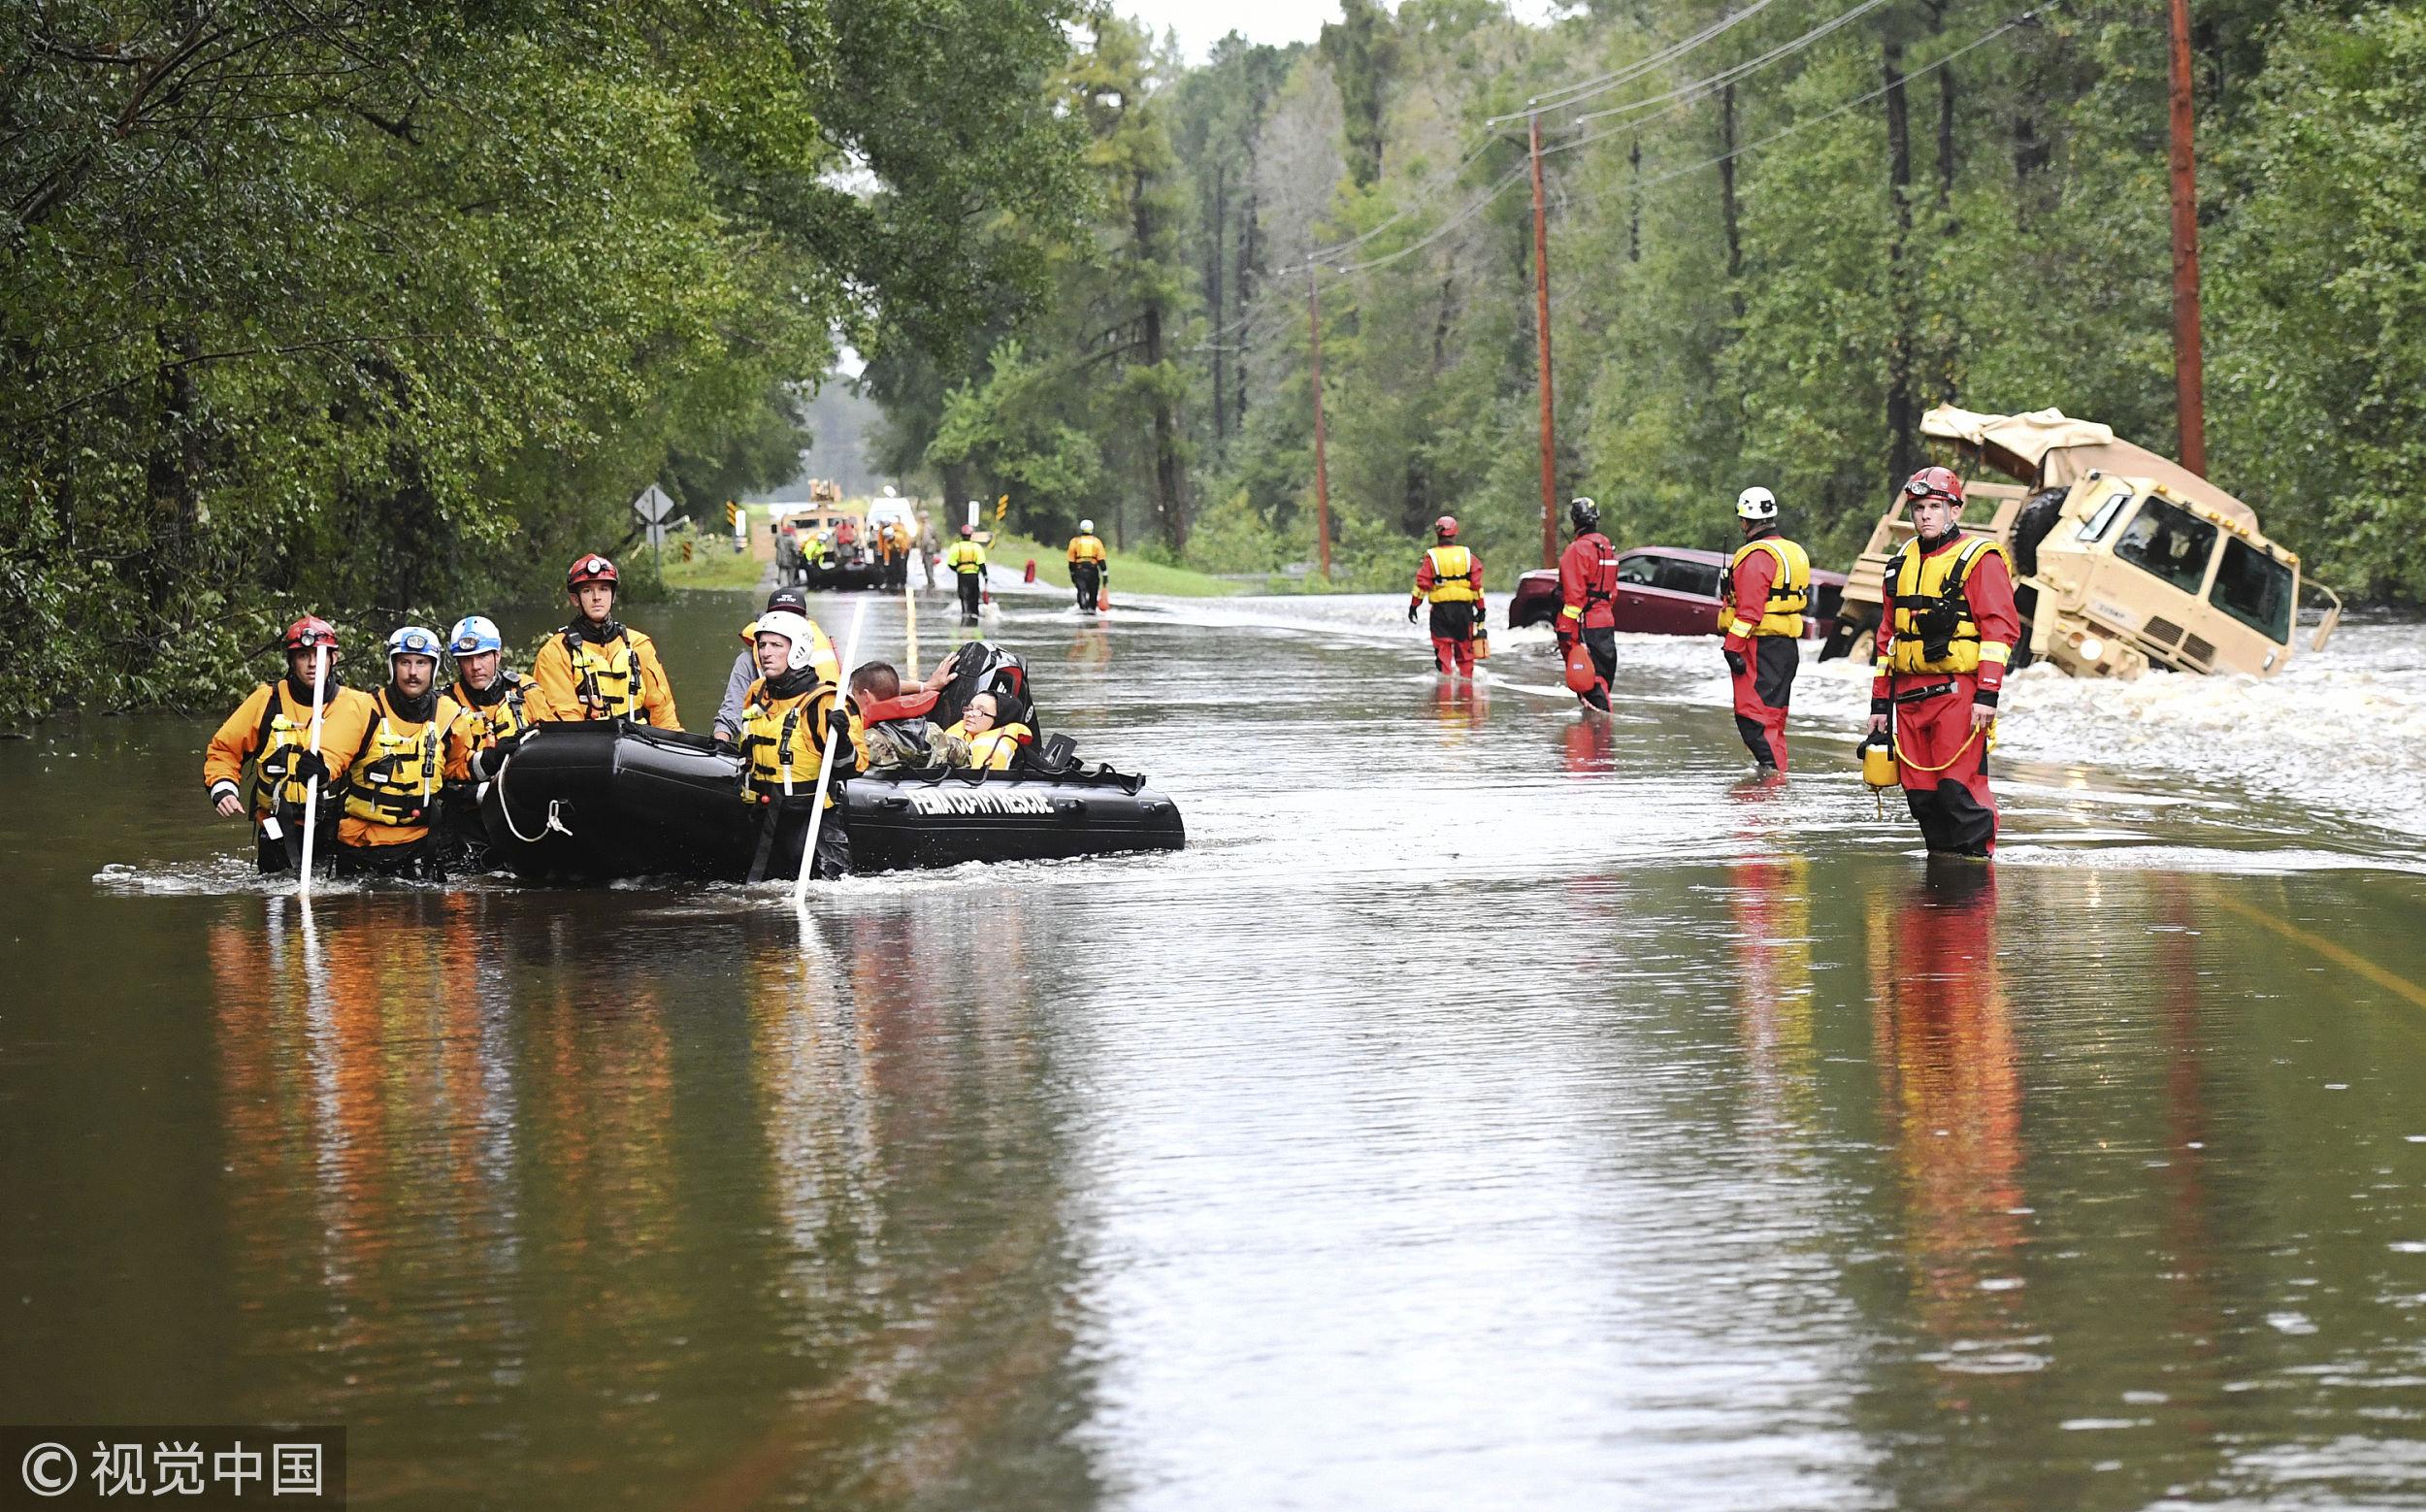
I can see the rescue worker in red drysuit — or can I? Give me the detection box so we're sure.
[1406,514,1486,676]
[1865,466,2021,857]
[1719,485,1813,772]
[1555,497,1621,711]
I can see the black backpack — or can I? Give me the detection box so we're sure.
[932,641,1037,739]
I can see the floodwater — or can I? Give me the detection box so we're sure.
[7,579,2426,1511]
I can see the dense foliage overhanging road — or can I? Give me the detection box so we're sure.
[0,0,1087,726]
[8,0,2423,728]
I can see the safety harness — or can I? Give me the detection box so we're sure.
[1888,535,2004,674]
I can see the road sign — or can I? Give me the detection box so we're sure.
[644,523,668,550]
[632,484,675,523]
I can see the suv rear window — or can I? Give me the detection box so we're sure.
[2210,537,2294,643]
[1619,553,1723,598]
[2114,498,2218,595]
[1656,557,1723,598]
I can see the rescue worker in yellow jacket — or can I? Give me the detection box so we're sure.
[714,587,834,749]
[1718,487,1813,772]
[1407,514,1486,677]
[942,524,987,622]
[1066,520,1109,612]
[203,615,377,872]
[939,691,1033,771]
[445,615,533,765]
[439,614,531,872]
[738,608,859,880]
[335,625,476,879]
[1866,467,2021,857]
[526,553,681,727]
[875,516,913,588]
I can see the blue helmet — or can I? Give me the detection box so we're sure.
[385,624,444,669]
[447,615,504,657]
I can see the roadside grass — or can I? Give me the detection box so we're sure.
[990,533,1247,598]
[659,525,766,591]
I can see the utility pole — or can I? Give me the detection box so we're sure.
[1529,112,1557,570]
[2165,0,2206,476]
[1308,264,1333,578]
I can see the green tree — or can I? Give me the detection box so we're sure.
[0,0,1088,727]
[2209,2,2426,596]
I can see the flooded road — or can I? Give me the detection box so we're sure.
[7,585,2426,1510]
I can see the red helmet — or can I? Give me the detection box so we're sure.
[282,615,339,653]
[1901,466,1966,508]
[1434,515,1459,539]
[567,553,619,590]
[960,523,974,537]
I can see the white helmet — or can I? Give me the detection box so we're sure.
[1079,518,1094,533]
[753,609,825,674]
[1735,486,1779,521]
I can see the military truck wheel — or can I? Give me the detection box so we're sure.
[2012,489,2066,577]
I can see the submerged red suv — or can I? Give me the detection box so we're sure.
[1505,545,1845,639]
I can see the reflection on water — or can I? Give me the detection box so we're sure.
[1866,869,2033,1400]
[5,589,2426,1509]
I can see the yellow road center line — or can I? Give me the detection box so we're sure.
[2207,891,2426,1016]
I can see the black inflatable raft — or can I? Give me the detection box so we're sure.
[794,557,901,592]
[480,719,1183,883]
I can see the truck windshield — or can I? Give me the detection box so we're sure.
[2210,537,2294,643]
[2113,499,2218,595]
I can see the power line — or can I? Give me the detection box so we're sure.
[1550,13,2039,214]
[1291,10,2029,281]
[1552,0,1897,153]
[1328,164,1533,275]
[1296,131,1517,265]
[1187,301,1293,355]
[1486,0,1787,124]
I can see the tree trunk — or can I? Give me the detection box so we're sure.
[1134,174,1185,551]
[1209,161,1229,444]
[1884,41,1918,493]
[1928,0,1957,402]
[1237,186,1259,430]
[1148,301,1184,551]
[2013,104,2049,231]
[142,324,204,621]
[1432,275,1454,374]
[1628,138,1642,264]
[1720,82,1744,320]
[941,460,970,527]
[1937,67,1957,220]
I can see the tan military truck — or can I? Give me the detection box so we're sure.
[1821,406,2340,678]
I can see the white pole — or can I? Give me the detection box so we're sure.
[296,643,330,897]
[791,597,869,906]
[904,573,919,672]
